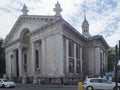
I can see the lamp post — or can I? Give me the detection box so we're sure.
[115,45,118,88]
[115,40,120,89]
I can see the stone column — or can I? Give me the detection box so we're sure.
[31,42,35,75]
[31,41,37,84]
[10,54,13,80]
[13,50,16,76]
[74,44,76,73]
[41,38,46,75]
[5,51,9,77]
[94,47,100,75]
[80,47,82,75]
[18,46,22,77]
[66,39,69,74]
[55,33,64,76]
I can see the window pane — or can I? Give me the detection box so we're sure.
[76,45,80,59]
[69,58,74,73]
[76,61,80,73]
[69,41,74,57]
[35,49,39,70]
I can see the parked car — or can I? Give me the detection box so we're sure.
[83,78,120,90]
[0,79,16,88]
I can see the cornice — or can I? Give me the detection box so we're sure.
[29,17,61,36]
[62,20,86,42]
[86,35,109,49]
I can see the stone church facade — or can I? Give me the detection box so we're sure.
[2,2,109,84]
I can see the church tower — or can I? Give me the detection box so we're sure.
[81,11,91,38]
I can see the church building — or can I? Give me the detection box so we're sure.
[2,2,109,84]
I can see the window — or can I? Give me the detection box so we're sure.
[76,61,80,73]
[76,45,80,74]
[90,79,100,83]
[69,40,74,73]
[35,49,39,70]
[69,41,74,57]
[76,45,80,59]
[69,58,74,73]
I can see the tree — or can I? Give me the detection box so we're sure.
[108,47,116,72]
[0,38,5,77]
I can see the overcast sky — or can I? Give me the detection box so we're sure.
[0,0,120,47]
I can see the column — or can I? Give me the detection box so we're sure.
[18,46,22,77]
[66,39,69,74]
[31,42,36,75]
[5,51,9,77]
[55,34,64,76]
[12,50,15,76]
[80,47,82,75]
[74,44,76,73]
[41,38,46,75]
[10,54,13,80]
[95,47,100,75]
[103,52,106,72]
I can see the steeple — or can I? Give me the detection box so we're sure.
[22,4,28,15]
[81,10,91,38]
[53,1,63,17]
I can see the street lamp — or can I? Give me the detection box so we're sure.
[115,40,120,89]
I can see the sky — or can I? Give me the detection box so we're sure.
[0,0,120,47]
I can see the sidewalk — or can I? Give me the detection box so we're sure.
[16,83,78,88]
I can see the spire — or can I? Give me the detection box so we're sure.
[81,10,91,38]
[84,9,86,20]
[53,1,63,17]
[22,4,28,15]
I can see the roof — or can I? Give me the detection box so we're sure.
[2,15,109,49]
[86,35,109,49]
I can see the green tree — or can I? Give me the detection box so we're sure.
[108,47,116,72]
[0,38,5,77]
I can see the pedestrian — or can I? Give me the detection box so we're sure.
[60,76,64,85]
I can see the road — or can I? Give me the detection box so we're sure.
[0,85,78,90]
[0,84,113,90]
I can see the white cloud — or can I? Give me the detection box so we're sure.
[0,0,120,47]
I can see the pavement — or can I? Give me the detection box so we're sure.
[16,83,78,88]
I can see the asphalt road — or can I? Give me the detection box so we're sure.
[0,85,78,90]
[0,85,113,90]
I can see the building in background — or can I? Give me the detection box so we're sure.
[2,2,109,84]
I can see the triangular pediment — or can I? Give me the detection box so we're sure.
[3,15,60,47]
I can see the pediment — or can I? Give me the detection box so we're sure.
[3,15,60,47]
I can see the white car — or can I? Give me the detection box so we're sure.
[0,79,16,88]
[83,78,120,90]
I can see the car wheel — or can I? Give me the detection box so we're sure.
[113,86,120,90]
[86,86,94,90]
[2,84,5,88]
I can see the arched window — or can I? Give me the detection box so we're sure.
[20,28,30,40]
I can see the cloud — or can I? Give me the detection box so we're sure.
[0,0,120,47]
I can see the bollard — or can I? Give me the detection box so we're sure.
[78,82,82,90]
